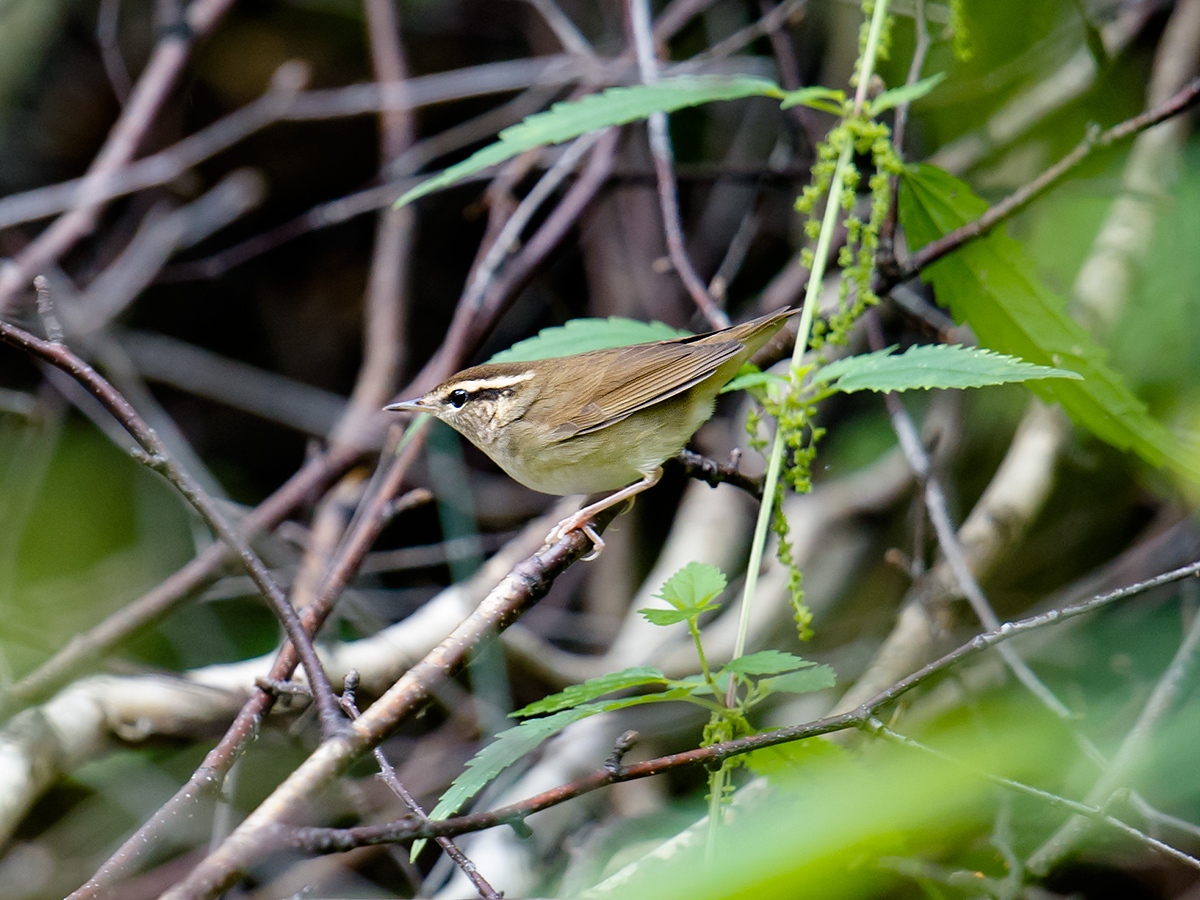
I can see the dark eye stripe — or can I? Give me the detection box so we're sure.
[447,386,509,408]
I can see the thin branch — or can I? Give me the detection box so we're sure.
[627,0,730,329]
[342,674,501,900]
[865,720,1200,873]
[96,0,132,103]
[672,449,763,499]
[1,441,362,714]
[1026,569,1200,874]
[65,435,430,899]
[152,506,619,900]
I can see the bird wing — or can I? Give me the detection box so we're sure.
[551,339,743,439]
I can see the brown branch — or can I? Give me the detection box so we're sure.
[672,449,763,499]
[64,439,430,900]
[1,441,361,714]
[341,673,500,900]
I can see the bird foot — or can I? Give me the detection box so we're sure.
[546,514,605,560]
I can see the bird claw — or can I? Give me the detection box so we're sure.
[546,514,605,560]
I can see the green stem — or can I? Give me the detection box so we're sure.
[729,0,892,667]
[688,619,722,700]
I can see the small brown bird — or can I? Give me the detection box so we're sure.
[387,307,797,557]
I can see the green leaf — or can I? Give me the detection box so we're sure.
[655,561,728,611]
[899,164,1200,483]
[638,604,720,626]
[759,665,837,695]
[779,85,847,112]
[719,368,790,394]
[397,76,786,207]
[414,704,596,858]
[512,666,669,716]
[488,317,691,364]
[720,650,816,677]
[868,72,946,115]
[812,344,1081,394]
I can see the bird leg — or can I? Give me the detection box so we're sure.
[547,467,663,560]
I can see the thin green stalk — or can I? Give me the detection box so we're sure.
[729,0,890,669]
[707,0,892,858]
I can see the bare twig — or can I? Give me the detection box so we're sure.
[627,0,729,329]
[96,0,132,103]
[672,449,763,499]
[154,507,618,900]
[342,675,501,899]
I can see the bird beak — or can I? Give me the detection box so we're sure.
[385,397,432,413]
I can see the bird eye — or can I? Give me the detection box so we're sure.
[447,389,469,408]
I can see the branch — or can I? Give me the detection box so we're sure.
[628,0,730,329]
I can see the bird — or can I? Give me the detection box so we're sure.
[386,307,797,557]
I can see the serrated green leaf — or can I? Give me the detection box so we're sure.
[899,164,1200,483]
[397,76,786,207]
[656,561,728,611]
[512,666,670,717]
[720,650,816,677]
[488,317,691,364]
[414,704,596,858]
[759,665,837,695]
[812,344,1081,394]
[868,72,946,115]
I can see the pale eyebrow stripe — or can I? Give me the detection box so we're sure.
[453,372,534,393]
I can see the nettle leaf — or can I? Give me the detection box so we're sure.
[720,650,816,677]
[899,164,1200,483]
[759,665,837,695]
[812,344,1081,394]
[639,606,718,626]
[397,76,788,207]
[868,72,946,115]
[656,561,728,612]
[513,667,670,717]
[488,317,690,364]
